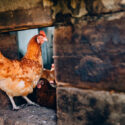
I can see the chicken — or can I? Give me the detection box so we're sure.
[27,65,56,109]
[40,64,56,87]
[35,64,56,109]
[36,78,56,109]
[0,31,47,110]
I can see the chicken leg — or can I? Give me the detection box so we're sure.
[8,95,20,110]
[23,96,39,106]
[8,95,38,110]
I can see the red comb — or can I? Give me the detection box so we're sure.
[39,30,46,36]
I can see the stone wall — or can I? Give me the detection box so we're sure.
[51,1,125,125]
[57,87,125,125]
[54,12,125,92]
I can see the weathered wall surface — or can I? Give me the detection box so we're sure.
[0,90,10,109]
[0,0,125,32]
[49,0,125,25]
[57,87,125,125]
[52,1,125,125]
[0,33,18,59]
[54,12,125,92]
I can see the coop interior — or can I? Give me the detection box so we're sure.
[0,0,125,125]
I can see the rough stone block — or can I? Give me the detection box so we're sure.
[51,0,125,21]
[54,12,125,92]
[54,12,125,57]
[57,87,125,125]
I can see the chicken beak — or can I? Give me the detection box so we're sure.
[50,80,54,84]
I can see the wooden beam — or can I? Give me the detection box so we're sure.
[0,0,53,33]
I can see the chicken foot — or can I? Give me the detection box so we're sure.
[8,95,39,110]
[8,95,21,110]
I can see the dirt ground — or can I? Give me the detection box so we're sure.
[0,106,56,125]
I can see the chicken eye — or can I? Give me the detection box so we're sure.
[37,36,43,44]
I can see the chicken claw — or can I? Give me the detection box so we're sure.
[12,107,21,111]
[23,96,39,107]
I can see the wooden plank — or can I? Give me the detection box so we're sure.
[0,0,53,32]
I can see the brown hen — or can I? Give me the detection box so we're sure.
[0,31,47,110]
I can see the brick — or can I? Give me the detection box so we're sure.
[57,87,125,125]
